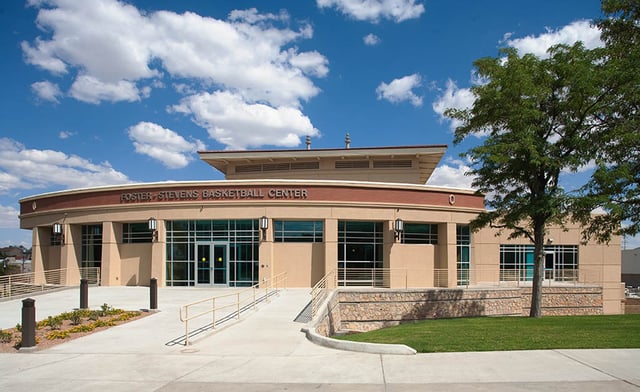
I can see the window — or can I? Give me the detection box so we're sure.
[122,222,154,243]
[81,224,102,270]
[165,220,259,287]
[337,221,383,286]
[499,244,578,282]
[402,223,438,244]
[274,220,323,242]
[457,225,471,286]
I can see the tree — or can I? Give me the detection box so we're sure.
[574,0,640,243]
[446,43,610,317]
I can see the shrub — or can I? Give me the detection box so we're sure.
[69,311,83,326]
[0,330,12,343]
[47,316,63,330]
[46,330,70,340]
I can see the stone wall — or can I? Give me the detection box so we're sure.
[314,286,603,335]
[520,287,603,316]
[625,298,640,314]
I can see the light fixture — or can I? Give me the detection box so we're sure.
[259,216,268,241]
[148,217,158,242]
[52,223,64,245]
[394,218,404,242]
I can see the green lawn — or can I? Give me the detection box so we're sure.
[334,315,640,353]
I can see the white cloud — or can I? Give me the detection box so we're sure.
[427,158,475,189]
[317,0,425,23]
[0,138,130,192]
[31,80,62,103]
[505,20,603,58]
[363,33,381,46]
[288,50,329,77]
[58,130,75,139]
[172,91,320,150]
[23,0,327,108]
[0,205,20,229]
[21,0,330,150]
[128,122,205,169]
[376,73,423,107]
[69,75,142,104]
[432,79,475,131]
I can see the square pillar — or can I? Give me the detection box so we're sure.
[100,222,121,286]
[323,218,338,288]
[150,219,166,287]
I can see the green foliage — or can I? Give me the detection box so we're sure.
[573,0,640,242]
[46,330,70,340]
[0,329,13,343]
[336,315,640,353]
[46,315,63,330]
[69,311,83,326]
[445,43,609,317]
[15,323,21,332]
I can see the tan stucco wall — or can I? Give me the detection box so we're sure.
[118,244,153,286]
[18,180,623,314]
[272,243,324,287]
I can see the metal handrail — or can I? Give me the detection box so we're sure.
[310,269,336,318]
[0,267,100,299]
[179,272,287,345]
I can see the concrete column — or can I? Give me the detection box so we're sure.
[31,227,46,284]
[100,221,120,286]
[61,224,80,286]
[436,222,458,288]
[324,218,338,288]
[258,219,273,287]
[150,219,166,287]
[383,220,395,288]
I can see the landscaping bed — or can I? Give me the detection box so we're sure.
[0,303,149,352]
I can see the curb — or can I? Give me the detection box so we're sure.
[301,326,416,355]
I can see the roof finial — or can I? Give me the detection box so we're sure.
[345,132,351,149]
[306,135,311,150]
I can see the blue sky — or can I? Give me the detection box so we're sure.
[2,0,632,248]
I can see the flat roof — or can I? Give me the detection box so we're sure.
[198,145,447,184]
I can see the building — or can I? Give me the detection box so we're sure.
[19,143,624,314]
[622,247,640,288]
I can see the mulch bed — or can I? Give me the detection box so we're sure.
[0,307,151,353]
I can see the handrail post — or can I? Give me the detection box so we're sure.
[185,306,190,346]
[212,298,216,328]
[253,286,256,310]
[237,292,241,319]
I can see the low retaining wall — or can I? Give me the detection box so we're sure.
[625,298,640,314]
[315,286,603,336]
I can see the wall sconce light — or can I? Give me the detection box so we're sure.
[148,217,158,242]
[52,222,64,245]
[259,216,269,241]
[394,218,404,242]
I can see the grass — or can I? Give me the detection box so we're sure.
[334,314,640,353]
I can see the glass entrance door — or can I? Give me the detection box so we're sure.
[544,251,555,280]
[196,243,228,286]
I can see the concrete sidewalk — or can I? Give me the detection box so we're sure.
[0,286,639,391]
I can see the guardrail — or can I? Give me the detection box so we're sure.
[179,272,287,346]
[310,269,336,318]
[0,267,101,299]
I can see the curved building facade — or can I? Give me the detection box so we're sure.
[19,145,624,313]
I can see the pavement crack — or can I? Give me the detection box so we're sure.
[379,354,388,392]
[553,350,640,389]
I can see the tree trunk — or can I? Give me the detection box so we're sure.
[529,221,545,318]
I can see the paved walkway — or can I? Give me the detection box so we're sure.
[0,286,639,391]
